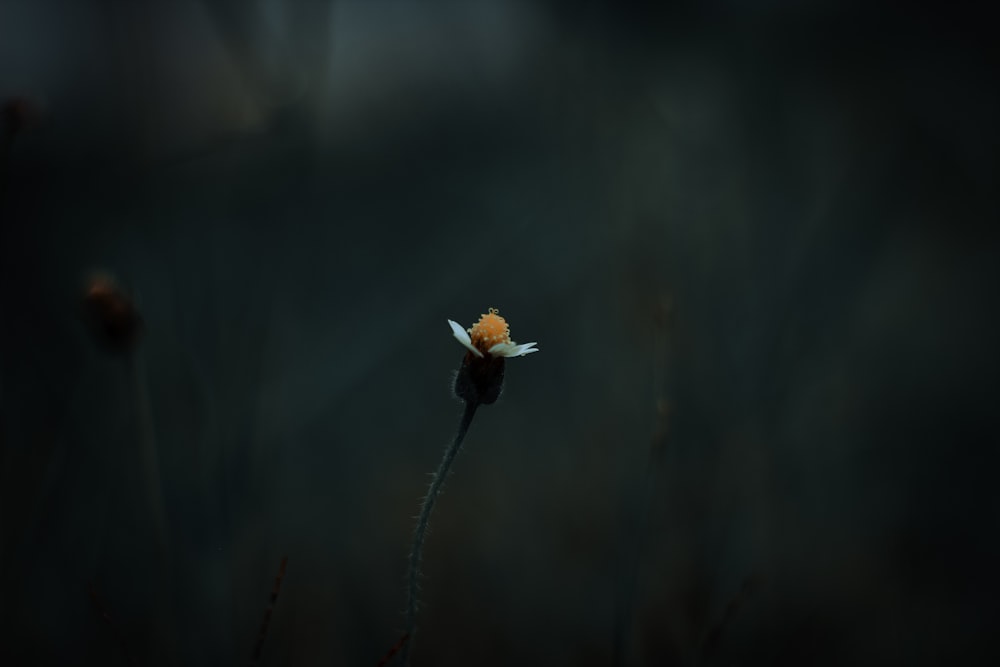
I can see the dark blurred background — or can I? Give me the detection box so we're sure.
[1,1,997,665]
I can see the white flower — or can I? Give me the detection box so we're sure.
[448,307,539,359]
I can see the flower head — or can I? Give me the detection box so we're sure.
[448,307,537,405]
[448,308,539,359]
[82,271,143,354]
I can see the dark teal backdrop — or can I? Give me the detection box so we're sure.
[1,2,997,665]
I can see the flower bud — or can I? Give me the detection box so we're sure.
[453,352,505,405]
[82,273,143,354]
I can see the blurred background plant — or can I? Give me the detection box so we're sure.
[0,1,997,665]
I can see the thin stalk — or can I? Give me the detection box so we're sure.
[89,583,137,667]
[401,400,479,666]
[612,299,671,667]
[250,556,288,666]
[127,350,179,665]
[127,351,169,555]
[612,439,663,667]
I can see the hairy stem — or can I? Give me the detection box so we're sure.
[401,400,479,665]
[250,556,288,666]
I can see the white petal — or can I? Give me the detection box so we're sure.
[488,341,539,358]
[448,319,470,343]
[448,319,483,357]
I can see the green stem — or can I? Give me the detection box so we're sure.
[401,400,479,665]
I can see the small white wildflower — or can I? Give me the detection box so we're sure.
[448,307,538,358]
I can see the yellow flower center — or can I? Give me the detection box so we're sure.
[469,307,511,354]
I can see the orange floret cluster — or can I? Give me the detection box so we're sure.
[469,307,511,354]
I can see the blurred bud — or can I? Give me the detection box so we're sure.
[2,96,45,137]
[82,273,143,354]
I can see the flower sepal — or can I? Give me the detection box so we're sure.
[454,353,505,405]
